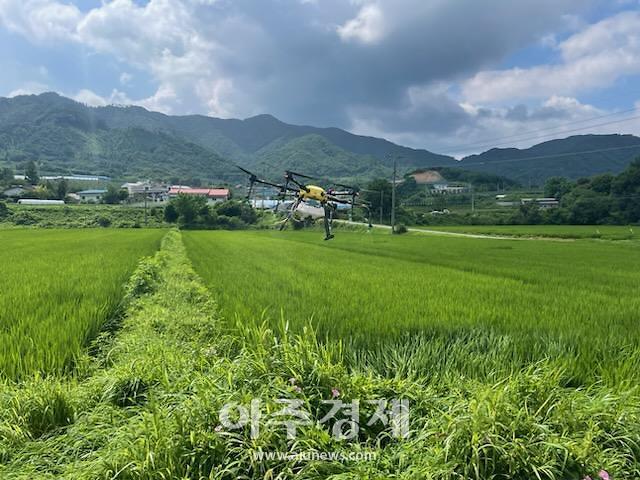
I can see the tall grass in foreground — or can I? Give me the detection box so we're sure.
[0,229,164,379]
[184,230,640,385]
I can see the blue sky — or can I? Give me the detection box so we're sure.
[1,0,640,156]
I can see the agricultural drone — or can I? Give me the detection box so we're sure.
[237,166,372,240]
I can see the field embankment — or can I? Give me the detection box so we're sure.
[414,224,638,240]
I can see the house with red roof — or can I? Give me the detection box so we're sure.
[168,187,230,204]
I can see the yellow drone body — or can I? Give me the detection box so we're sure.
[299,185,326,202]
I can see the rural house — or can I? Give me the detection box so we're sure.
[168,187,230,204]
[78,189,107,203]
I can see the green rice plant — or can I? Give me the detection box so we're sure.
[3,231,638,479]
[0,229,164,379]
[184,229,640,385]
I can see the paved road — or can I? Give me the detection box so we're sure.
[336,220,538,241]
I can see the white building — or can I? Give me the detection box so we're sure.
[122,182,168,202]
[17,199,65,206]
[432,183,467,194]
[78,189,107,203]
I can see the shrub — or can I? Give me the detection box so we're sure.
[0,201,9,219]
[95,216,112,228]
[393,223,408,234]
[12,211,37,225]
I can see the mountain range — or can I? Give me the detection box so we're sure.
[1,92,640,186]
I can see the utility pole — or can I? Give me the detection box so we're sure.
[144,185,149,226]
[391,157,397,233]
[471,183,475,213]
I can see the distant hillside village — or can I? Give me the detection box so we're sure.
[2,170,230,207]
[0,165,551,212]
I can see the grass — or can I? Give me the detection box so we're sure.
[0,204,167,229]
[1,230,638,480]
[0,229,164,379]
[418,224,638,239]
[184,229,640,385]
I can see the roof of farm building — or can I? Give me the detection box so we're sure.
[77,189,107,195]
[168,187,229,197]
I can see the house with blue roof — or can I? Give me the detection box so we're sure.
[78,189,107,203]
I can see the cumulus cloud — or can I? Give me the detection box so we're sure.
[73,88,108,106]
[347,93,639,157]
[8,81,49,97]
[4,0,640,155]
[462,11,640,104]
[0,0,80,42]
[337,3,385,44]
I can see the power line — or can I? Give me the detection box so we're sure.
[463,143,640,167]
[461,114,640,154]
[454,106,640,152]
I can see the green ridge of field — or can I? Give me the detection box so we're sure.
[184,229,640,385]
[420,224,638,240]
[0,229,164,379]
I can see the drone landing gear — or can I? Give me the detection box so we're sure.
[279,197,302,231]
[323,203,335,241]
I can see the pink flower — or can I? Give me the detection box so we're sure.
[583,476,592,480]
[331,387,340,399]
[293,386,302,394]
[598,470,610,480]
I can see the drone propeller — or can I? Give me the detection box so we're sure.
[286,170,315,180]
[236,165,287,201]
[333,182,359,191]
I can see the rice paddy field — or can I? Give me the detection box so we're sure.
[1,227,640,479]
[184,229,640,385]
[0,229,164,379]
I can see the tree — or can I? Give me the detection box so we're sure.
[171,194,208,226]
[102,184,125,204]
[563,188,612,224]
[118,189,129,203]
[589,174,614,195]
[215,200,257,224]
[0,202,8,219]
[611,158,640,223]
[544,177,573,199]
[25,161,39,185]
[363,178,393,223]
[56,179,69,200]
[164,203,179,223]
[0,167,14,186]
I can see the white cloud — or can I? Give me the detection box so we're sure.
[0,0,80,42]
[73,88,108,106]
[463,11,640,104]
[8,81,49,97]
[337,3,385,44]
[4,0,639,154]
[348,92,640,157]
